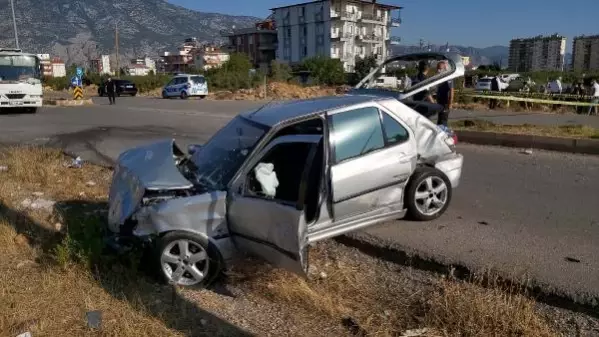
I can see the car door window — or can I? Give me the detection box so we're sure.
[329,107,385,163]
[166,79,176,87]
[380,112,409,146]
[245,142,314,206]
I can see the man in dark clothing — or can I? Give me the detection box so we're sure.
[412,60,434,102]
[435,61,454,126]
[105,77,116,105]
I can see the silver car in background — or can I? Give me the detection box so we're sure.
[107,53,465,287]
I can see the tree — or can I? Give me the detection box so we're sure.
[298,56,345,85]
[269,60,292,82]
[354,55,378,80]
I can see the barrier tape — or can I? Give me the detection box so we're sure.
[463,94,599,107]
[458,90,597,100]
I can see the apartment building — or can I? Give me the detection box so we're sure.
[271,0,402,72]
[161,38,201,73]
[222,19,277,71]
[194,46,230,71]
[90,55,112,75]
[572,35,599,72]
[508,34,566,72]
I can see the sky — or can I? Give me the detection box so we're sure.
[168,0,598,49]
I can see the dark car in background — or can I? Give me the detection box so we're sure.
[98,79,138,97]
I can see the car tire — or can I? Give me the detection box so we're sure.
[404,167,452,221]
[131,93,137,97]
[180,91,188,100]
[154,231,222,287]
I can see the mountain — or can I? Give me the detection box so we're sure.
[0,0,260,65]
[390,44,510,67]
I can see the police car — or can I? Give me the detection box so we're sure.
[161,74,208,99]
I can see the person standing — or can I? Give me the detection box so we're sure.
[412,60,434,102]
[105,77,116,105]
[589,79,599,116]
[435,61,454,126]
[489,75,501,109]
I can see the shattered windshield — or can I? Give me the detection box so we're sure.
[190,116,268,190]
[0,55,41,82]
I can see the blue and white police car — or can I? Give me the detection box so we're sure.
[161,74,208,99]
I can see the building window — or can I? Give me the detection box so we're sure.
[286,28,291,38]
[316,35,324,46]
[300,6,305,16]
[303,25,307,36]
[302,46,307,57]
[249,35,254,44]
[284,47,290,60]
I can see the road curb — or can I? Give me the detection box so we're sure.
[43,99,94,107]
[457,130,599,155]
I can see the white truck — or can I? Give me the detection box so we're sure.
[0,48,43,113]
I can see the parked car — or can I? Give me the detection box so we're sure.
[162,74,208,99]
[98,79,138,97]
[107,53,465,287]
[474,76,508,92]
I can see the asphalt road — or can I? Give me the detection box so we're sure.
[1,96,598,304]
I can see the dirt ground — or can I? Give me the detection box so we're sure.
[0,147,597,337]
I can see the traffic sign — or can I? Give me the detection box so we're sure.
[71,76,82,87]
[73,86,83,100]
[76,67,83,78]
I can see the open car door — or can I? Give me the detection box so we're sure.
[350,52,465,109]
[226,134,323,276]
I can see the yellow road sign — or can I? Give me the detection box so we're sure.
[73,86,83,100]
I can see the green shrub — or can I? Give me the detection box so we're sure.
[297,56,346,86]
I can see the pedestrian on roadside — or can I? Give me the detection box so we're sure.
[105,77,116,105]
[489,75,500,109]
[589,79,599,116]
[412,60,434,102]
[435,61,454,126]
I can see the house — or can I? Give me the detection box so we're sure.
[51,58,66,78]
[90,55,112,75]
[194,46,230,71]
[161,38,202,73]
[36,54,53,77]
[222,19,278,71]
[126,64,151,76]
[271,0,402,72]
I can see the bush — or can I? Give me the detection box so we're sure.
[269,60,293,82]
[297,56,346,86]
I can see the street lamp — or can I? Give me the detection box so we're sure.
[10,0,19,49]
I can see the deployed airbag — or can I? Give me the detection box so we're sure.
[254,163,279,198]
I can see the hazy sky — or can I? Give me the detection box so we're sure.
[168,0,598,48]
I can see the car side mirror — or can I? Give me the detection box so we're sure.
[187,144,202,155]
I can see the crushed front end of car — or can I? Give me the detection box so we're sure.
[106,139,232,257]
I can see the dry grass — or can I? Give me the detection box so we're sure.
[451,119,599,139]
[0,146,560,336]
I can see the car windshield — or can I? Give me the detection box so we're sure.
[190,116,268,190]
[190,76,205,84]
[0,55,41,82]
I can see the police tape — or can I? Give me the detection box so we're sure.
[461,90,597,100]
[463,94,599,107]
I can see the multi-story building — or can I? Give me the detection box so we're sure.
[271,0,402,72]
[194,46,230,71]
[37,54,53,77]
[161,38,201,73]
[130,57,156,72]
[572,35,599,72]
[50,58,66,78]
[222,19,278,71]
[90,55,112,75]
[508,34,566,72]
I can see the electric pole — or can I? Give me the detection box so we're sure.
[10,0,19,49]
[115,22,119,76]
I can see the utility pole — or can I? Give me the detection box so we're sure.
[115,22,119,76]
[10,0,19,49]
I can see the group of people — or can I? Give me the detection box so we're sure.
[410,60,454,126]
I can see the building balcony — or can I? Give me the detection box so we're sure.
[332,31,355,40]
[388,17,402,27]
[331,10,358,21]
[360,13,385,24]
[358,34,384,43]
[389,36,401,45]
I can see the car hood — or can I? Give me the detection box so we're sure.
[108,139,194,229]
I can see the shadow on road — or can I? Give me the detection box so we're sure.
[1,200,252,336]
[335,233,599,319]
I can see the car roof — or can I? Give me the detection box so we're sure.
[241,95,388,126]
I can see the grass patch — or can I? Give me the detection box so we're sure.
[451,119,599,139]
[0,146,562,336]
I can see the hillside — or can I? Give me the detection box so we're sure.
[0,0,260,65]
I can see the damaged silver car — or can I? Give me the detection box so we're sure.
[107,52,465,287]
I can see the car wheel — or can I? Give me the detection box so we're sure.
[131,93,137,97]
[405,167,452,221]
[154,231,222,287]
[180,91,188,100]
